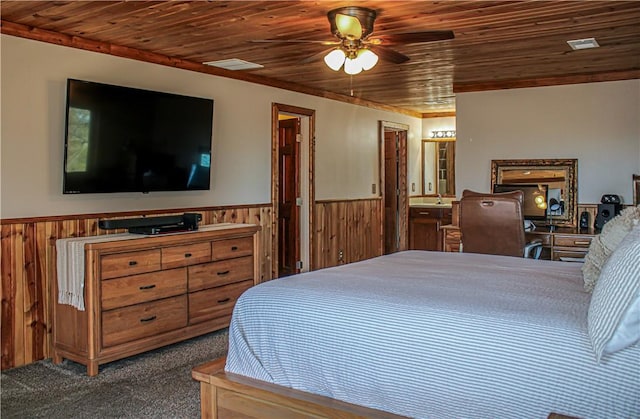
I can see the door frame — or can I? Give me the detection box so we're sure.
[380,121,409,252]
[272,103,316,278]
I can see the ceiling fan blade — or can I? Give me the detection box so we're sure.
[299,47,336,64]
[369,45,410,64]
[250,39,339,45]
[375,31,455,45]
[335,13,363,39]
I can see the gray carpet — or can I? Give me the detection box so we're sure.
[1,329,229,418]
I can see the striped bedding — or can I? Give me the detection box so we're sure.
[225,251,640,418]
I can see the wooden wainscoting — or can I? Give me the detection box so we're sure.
[0,205,272,370]
[314,199,383,269]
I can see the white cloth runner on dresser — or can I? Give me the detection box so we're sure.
[55,223,242,311]
[56,233,136,311]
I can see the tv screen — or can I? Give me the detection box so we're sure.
[493,183,549,220]
[63,79,213,194]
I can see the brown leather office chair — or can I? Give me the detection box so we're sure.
[459,189,542,258]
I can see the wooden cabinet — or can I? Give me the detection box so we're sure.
[409,207,452,251]
[52,223,260,376]
[551,233,593,261]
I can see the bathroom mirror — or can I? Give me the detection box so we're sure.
[422,139,455,196]
[491,159,578,226]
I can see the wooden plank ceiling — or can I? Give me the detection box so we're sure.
[2,1,639,115]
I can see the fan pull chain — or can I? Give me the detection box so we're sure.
[350,75,354,97]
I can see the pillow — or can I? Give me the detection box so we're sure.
[582,205,640,292]
[587,223,640,362]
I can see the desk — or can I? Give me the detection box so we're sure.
[441,225,596,261]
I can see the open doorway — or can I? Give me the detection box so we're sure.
[380,121,409,254]
[272,104,315,278]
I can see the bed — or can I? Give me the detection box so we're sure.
[192,250,640,418]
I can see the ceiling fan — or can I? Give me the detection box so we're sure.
[252,6,454,75]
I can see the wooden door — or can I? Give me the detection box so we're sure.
[384,131,399,254]
[278,118,300,277]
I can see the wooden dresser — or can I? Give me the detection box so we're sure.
[53,223,260,376]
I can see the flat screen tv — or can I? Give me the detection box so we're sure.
[63,79,213,194]
[493,183,549,220]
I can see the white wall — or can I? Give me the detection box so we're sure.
[456,80,640,204]
[0,35,421,218]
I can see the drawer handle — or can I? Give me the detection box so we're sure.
[217,298,230,304]
[574,241,591,245]
[419,211,430,215]
[217,270,230,276]
[128,261,138,266]
[231,246,238,251]
[140,315,157,323]
[184,252,192,258]
[139,284,156,290]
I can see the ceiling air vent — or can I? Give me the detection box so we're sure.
[203,59,264,70]
[567,38,599,50]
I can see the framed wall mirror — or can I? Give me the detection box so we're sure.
[422,139,455,196]
[491,159,578,227]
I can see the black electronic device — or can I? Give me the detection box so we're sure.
[579,211,590,230]
[601,194,621,204]
[493,184,549,220]
[128,224,192,235]
[594,203,622,230]
[183,212,201,230]
[98,214,184,230]
[63,79,213,194]
[98,213,202,233]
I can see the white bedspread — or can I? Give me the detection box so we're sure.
[226,251,640,419]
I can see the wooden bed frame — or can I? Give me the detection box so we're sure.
[192,357,577,419]
[192,357,407,418]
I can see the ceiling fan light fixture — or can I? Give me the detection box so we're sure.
[335,13,363,39]
[344,57,363,75]
[357,48,378,71]
[324,48,346,71]
[328,7,376,40]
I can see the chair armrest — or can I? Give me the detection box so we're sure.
[524,240,543,259]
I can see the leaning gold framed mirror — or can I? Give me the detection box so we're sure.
[491,159,578,227]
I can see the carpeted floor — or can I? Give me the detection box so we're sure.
[1,329,229,418]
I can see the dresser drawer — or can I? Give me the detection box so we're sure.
[101,249,161,280]
[213,237,253,261]
[188,280,252,324]
[188,256,253,292]
[553,249,589,262]
[409,207,452,219]
[102,267,187,310]
[161,242,211,269]
[554,235,593,248]
[102,295,187,347]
